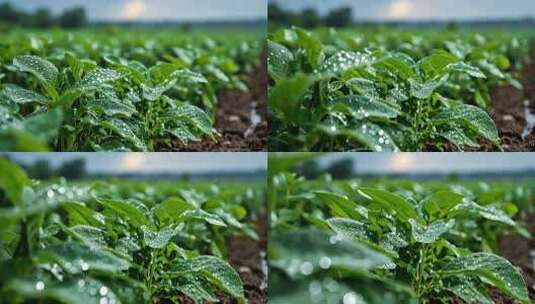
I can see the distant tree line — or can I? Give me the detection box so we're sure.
[293,158,355,180]
[268,3,353,28]
[0,2,87,29]
[1,156,87,180]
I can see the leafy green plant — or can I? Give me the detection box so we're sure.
[0,29,262,151]
[268,156,534,303]
[0,158,263,303]
[268,27,531,151]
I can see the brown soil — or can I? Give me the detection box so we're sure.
[439,42,535,152]
[174,213,268,304]
[474,42,535,151]
[163,54,268,152]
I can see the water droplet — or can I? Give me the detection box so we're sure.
[343,292,360,304]
[300,261,314,275]
[309,280,322,296]
[80,260,89,271]
[99,286,108,296]
[35,281,45,291]
[319,256,332,269]
[78,279,85,288]
[100,297,109,304]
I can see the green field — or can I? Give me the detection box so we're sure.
[268,26,534,151]
[0,157,265,303]
[0,28,263,151]
[268,154,535,303]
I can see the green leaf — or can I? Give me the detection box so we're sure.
[448,200,517,227]
[295,28,324,68]
[358,188,418,222]
[374,53,414,80]
[3,84,47,104]
[80,68,121,87]
[13,55,58,85]
[8,108,63,147]
[184,209,227,227]
[447,62,486,78]
[7,276,121,304]
[62,201,105,227]
[441,253,530,304]
[419,50,458,76]
[101,119,146,151]
[315,121,399,152]
[326,217,370,241]
[421,191,466,218]
[320,51,371,75]
[409,75,448,99]
[268,40,294,81]
[175,275,219,303]
[37,242,130,274]
[314,191,363,220]
[270,229,391,278]
[438,104,499,144]
[98,199,150,228]
[0,158,30,206]
[88,98,137,117]
[65,225,107,248]
[445,278,493,304]
[141,225,179,249]
[168,121,199,145]
[170,104,214,138]
[328,95,399,119]
[269,74,315,124]
[172,69,208,84]
[440,125,480,150]
[152,197,195,224]
[172,256,244,300]
[409,219,455,244]
[141,79,176,101]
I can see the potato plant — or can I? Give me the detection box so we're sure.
[268,157,534,303]
[0,29,262,151]
[268,27,532,151]
[0,158,264,303]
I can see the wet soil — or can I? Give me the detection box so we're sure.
[175,213,268,304]
[164,54,268,152]
[471,42,535,151]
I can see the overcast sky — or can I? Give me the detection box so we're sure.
[4,153,266,174]
[318,153,535,174]
[270,0,535,21]
[11,0,266,21]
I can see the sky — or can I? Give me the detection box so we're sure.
[4,153,266,174]
[319,153,535,174]
[269,0,535,21]
[11,0,266,22]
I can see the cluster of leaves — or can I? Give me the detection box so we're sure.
[0,158,264,303]
[268,155,533,303]
[0,29,262,151]
[268,27,532,151]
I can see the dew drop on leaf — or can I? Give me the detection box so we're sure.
[300,261,314,275]
[99,286,108,296]
[319,256,332,269]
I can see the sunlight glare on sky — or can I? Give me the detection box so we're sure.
[320,153,535,174]
[269,0,535,21]
[13,0,266,21]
